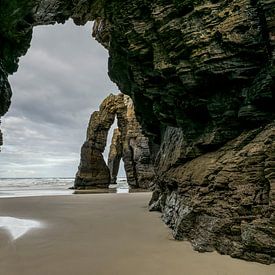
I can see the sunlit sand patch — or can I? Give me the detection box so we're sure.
[0,216,42,240]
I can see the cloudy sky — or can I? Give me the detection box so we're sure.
[0,20,122,178]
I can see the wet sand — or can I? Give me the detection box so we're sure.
[0,193,274,275]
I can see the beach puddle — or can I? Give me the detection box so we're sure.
[116,188,129,194]
[109,184,129,194]
[0,216,42,240]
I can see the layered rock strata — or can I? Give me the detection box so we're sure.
[108,96,157,188]
[75,93,156,189]
[75,94,124,188]
[0,129,2,149]
[108,128,122,185]
[149,123,275,264]
[0,0,274,264]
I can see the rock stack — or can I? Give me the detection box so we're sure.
[75,93,156,189]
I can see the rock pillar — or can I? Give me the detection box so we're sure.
[74,94,125,189]
[107,128,123,185]
[75,93,156,189]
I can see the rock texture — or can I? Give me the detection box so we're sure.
[0,64,12,148]
[75,93,156,189]
[0,128,2,149]
[75,94,125,188]
[149,123,275,264]
[0,0,274,264]
[108,128,123,185]
[108,96,157,188]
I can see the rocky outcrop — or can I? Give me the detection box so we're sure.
[75,93,156,189]
[94,0,275,146]
[0,129,2,149]
[149,123,275,264]
[108,96,157,188]
[0,64,12,148]
[108,128,123,185]
[0,0,274,264]
[75,94,125,188]
[97,0,275,264]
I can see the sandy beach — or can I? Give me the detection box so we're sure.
[0,193,274,275]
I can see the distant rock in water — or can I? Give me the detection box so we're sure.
[74,93,156,189]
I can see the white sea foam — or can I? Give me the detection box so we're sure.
[110,178,129,193]
[0,177,129,197]
[0,178,75,198]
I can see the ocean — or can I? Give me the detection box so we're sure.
[0,178,129,198]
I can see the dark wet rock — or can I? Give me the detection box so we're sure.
[0,128,2,149]
[149,122,275,264]
[0,63,12,147]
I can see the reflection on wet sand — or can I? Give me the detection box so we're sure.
[0,216,42,240]
[74,185,150,195]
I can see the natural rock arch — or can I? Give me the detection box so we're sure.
[75,93,156,189]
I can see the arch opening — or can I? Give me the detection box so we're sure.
[104,117,129,193]
[0,20,118,179]
[74,93,156,191]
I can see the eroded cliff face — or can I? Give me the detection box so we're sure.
[93,0,275,145]
[94,1,275,262]
[108,96,157,188]
[149,123,275,263]
[0,0,274,264]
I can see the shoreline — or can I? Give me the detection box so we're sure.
[0,193,274,275]
[0,188,150,199]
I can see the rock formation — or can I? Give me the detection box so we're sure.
[0,129,2,149]
[75,93,156,189]
[149,123,275,264]
[0,0,274,264]
[108,96,157,189]
[75,93,125,188]
[108,128,122,185]
[0,64,12,148]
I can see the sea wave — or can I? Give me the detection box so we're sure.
[0,178,75,189]
[0,177,129,197]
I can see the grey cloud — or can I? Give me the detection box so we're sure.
[0,20,123,178]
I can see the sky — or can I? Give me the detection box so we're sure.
[0,20,123,178]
